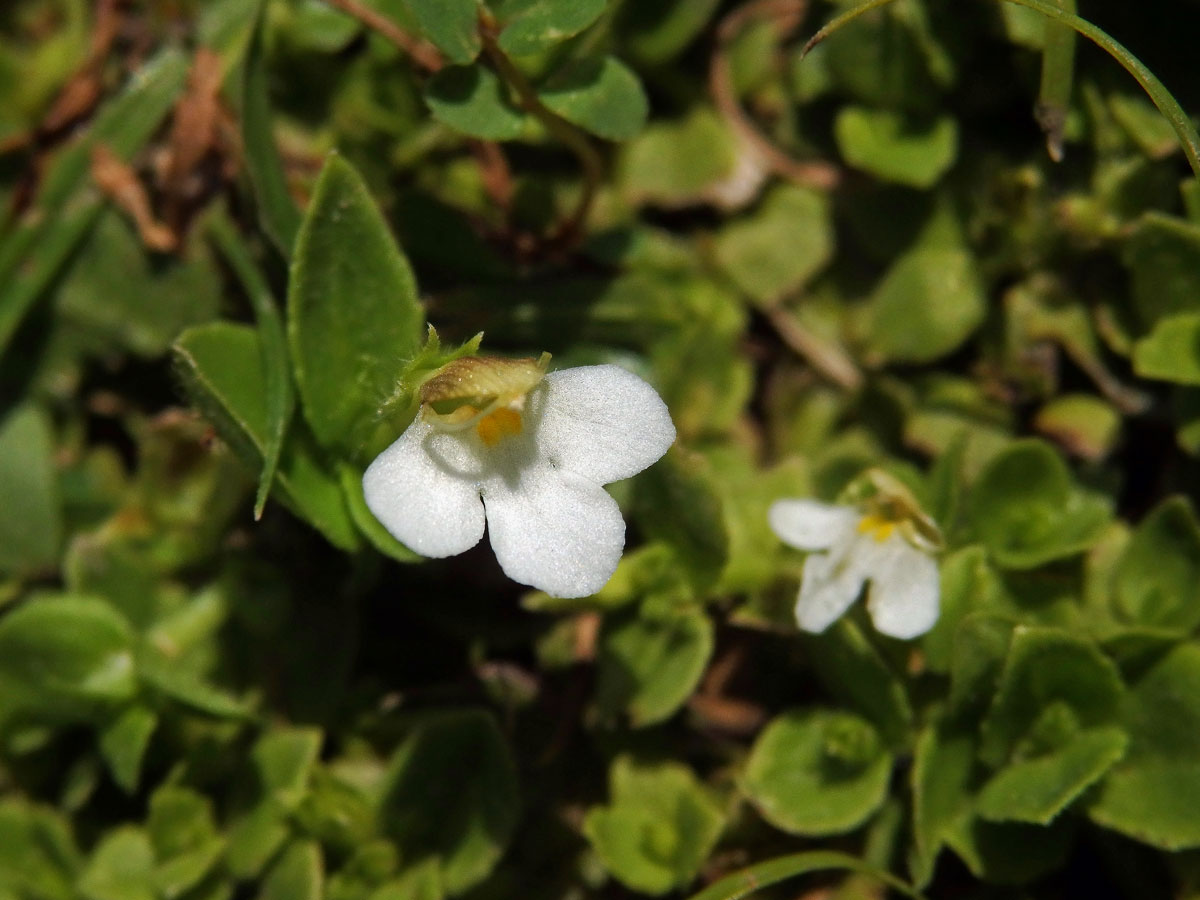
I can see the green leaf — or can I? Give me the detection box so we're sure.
[1089,642,1200,849]
[55,210,222,357]
[583,756,725,895]
[713,185,834,307]
[0,800,80,900]
[742,709,892,837]
[834,107,958,188]
[173,322,360,550]
[425,64,526,140]
[977,726,1128,825]
[288,154,424,456]
[1121,213,1200,333]
[406,0,481,64]
[1132,312,1200,385]
[1112,496,1200,631]
[633,446,728,590]
[378,711,518,894]
[921,547,1000,674]
[0,404,61,575]
[618,0,722,65]
[685,850,926,900]
[242,5,302,257]
[209,215,294,520]
[0,595,135,724]
[909,720,976,888]
[595,604,713,727]
[98,706,158,794]
[259,840,323,900]
[619,108,738,206]
[495,0,606,56]
[373,858,442,900]
[979,626,1124,767]
[148,787,220,860]
[148,787,225,898]
[137,648,251,719]
[1033,394,1121,461]
[78,827,155,900]
[966,440,1112,569]
[948,614,1013,716]
[807,620,914,747]
[227,728,323,878]
[866,248,985,363]
[538,56,648,140]
[944,815,1074,885]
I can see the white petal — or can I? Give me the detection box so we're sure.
[481,460,625,598]
[864,539,940,639]
[769,499,859,551]
[531,365,675,485]
[362,419,486,558]
[794,539,870,633]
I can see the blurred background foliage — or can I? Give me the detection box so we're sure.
[2,0,1200,897]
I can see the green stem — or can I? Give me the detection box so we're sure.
[1036,0,1076,162]
[684,850,927,900]
[803,0,1200,180]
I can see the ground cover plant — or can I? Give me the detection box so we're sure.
[2,0,1200,897]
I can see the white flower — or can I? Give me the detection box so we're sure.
[362,356,675,598]
[768,497,940,639]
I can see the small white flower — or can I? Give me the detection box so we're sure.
[363,355,675,598]
[768,494,940,640]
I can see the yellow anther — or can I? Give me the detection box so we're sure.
[475,407,523,447]
[856,513,896,542]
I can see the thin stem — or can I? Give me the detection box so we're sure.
[319,0,444,71]
[764,304,863,391]
[710,0,840,192]
[480,27,604,247]
[1036,0,1076,162]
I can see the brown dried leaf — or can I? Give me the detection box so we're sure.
[161,47,224,190]
[90,143,176,252]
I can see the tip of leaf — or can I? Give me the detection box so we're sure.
[254,484,269,520]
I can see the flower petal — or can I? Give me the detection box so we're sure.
[362,419,486,558]
[769,499,858,551]
[532,365,675,485]
[482,461,625,598]
[864,539,940,639]
[794,541,869,633]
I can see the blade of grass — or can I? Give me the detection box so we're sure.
[802,0,1200,181]
[685,850,927,900]
[0,48,189,359]
[242,2,302,258]
[208,214,294,519]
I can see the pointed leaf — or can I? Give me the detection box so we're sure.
[406,0,481,64]
[288,155,423,457]
[242,5,302,256]
[496,0,606,56]
[174,322,360,550]
[425,64,526,140]
[538,56,648,140]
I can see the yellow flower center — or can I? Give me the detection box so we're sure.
[857,513,897,543]
[475,406,523,447]
[419,352,550,448]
